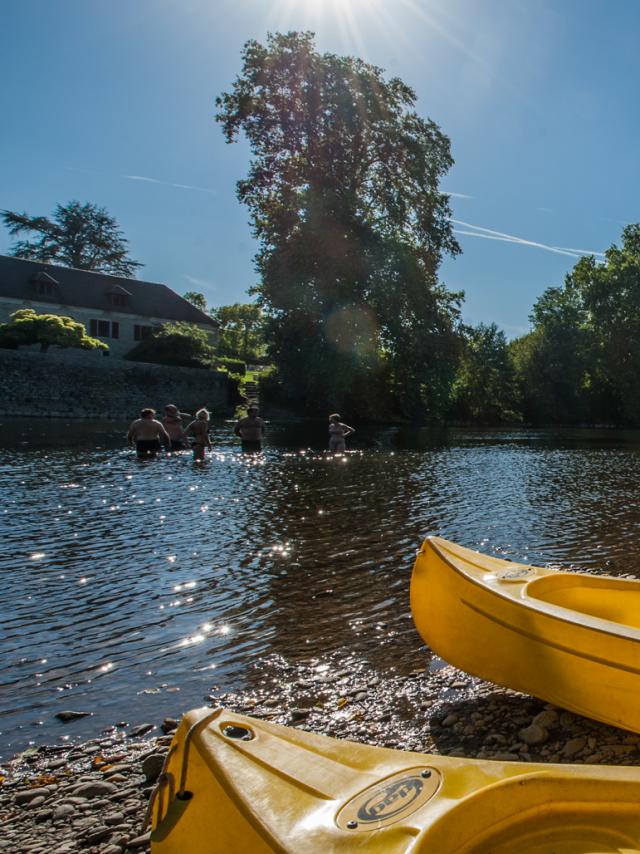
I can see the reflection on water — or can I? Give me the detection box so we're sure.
[2,418,640,756]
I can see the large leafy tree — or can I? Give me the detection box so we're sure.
[216,31,462,418]
[0,309,108,353]
[210,302,266,362]
[1,200,142,277]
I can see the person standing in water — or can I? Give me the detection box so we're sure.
[127,408,171,458]
[328,413,354,453]
[162,404,191,451]
[234,404,266,453]
[184,408,212,461]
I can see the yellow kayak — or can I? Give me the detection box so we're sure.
[149,706,640,853]
[411,536,640,732]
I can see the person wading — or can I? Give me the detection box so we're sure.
[234,404,266,453]
[127,408,171,458]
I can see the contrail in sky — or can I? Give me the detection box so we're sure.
[451,218,606,259]
[67,166,217,195]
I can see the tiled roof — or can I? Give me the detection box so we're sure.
[0,255,217,327]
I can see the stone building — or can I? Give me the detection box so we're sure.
[0,255,218,357]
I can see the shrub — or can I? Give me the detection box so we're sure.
[126,322,215,368]
[0,309,107,353]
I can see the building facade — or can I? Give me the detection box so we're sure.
[0,255,218,357]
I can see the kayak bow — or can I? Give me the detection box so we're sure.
[150,707,640,853]
[411,536,640,731]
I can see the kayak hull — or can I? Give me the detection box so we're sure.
[150,707,640,854]
[410,536,640,732]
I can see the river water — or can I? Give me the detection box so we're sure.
[2,419,640,757]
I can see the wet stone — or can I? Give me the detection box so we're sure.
[130,723,154,737]
[56,710,91,722]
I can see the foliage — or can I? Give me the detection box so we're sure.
[216,31,462,419]
[183,291,208,312]
[450,323,520,424]
[125,322,215,368]
[0,309,108,353]
[1,200,142,276]
[209,302,266,363]
[215,355,247,375]
[510,224,640,426]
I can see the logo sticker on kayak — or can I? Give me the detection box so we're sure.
[336,767,441,831]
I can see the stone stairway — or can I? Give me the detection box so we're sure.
[243,378,259,406]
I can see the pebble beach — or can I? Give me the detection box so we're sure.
[3,649,639,853]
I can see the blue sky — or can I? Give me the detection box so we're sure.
[1,0,637,337]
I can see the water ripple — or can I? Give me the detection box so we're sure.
[3,422,640,754]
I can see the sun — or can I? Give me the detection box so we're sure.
[267,0,386,52]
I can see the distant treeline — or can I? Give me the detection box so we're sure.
[448,223,640,426]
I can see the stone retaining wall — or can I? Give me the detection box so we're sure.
[0,348,230,418]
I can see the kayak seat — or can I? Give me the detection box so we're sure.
[526,573,640,629]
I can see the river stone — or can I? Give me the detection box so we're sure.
[141,753,165,783]
[441,714,459,727]
[15,787,51,804]
[533,709,559,729]
[55,710,91,722]
[161,717,179,733]
[52,803,77,820]
[130,723,154,737]
[26,795,47,808]
[127,831,152,848]
[563,737,586,757]
[73,780,118,798]
[85,825,112,844]
[519,724,549,746]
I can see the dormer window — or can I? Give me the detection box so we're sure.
[31,270,58,299]
[105,285,132,309]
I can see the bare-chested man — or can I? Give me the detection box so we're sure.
[127,408,170,458]
[234,404,266,453]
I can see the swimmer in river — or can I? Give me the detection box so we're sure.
[234,404,266,453]
[162,404,191,451]
[127,408,171,458]
[328,413,354,453]
[184,407,212,461]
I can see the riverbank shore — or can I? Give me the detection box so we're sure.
[3,650,639,852]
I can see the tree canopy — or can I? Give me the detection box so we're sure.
[210,302,266,363]
[0,309,108,353]
[216,31,462,418]
[183,291,208,312]
[509,225,640,426]
[1,201,142,277]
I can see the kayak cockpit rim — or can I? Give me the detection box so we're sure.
[419,536,640,644]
